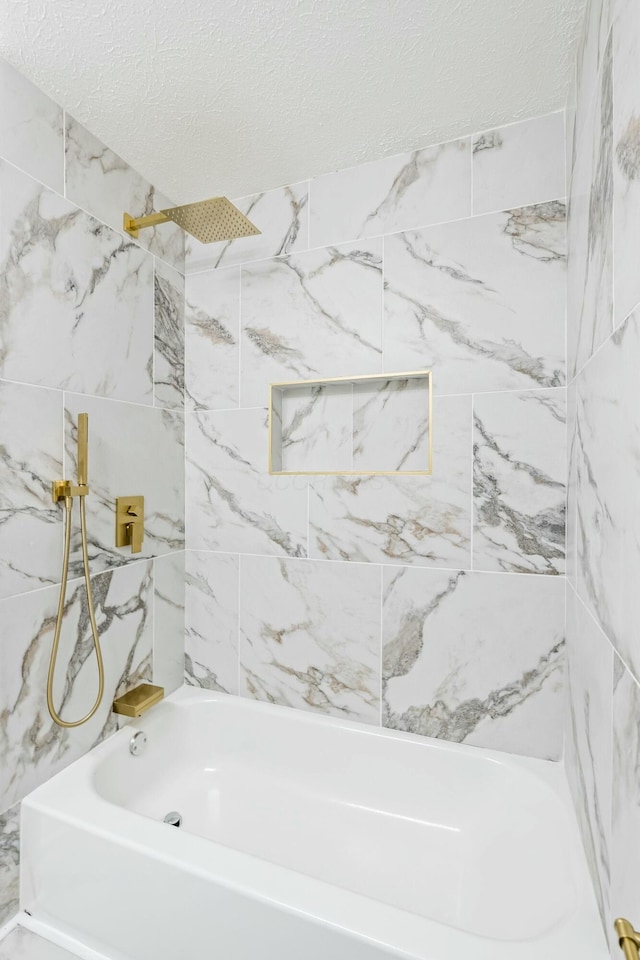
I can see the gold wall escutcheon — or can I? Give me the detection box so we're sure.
[112,683,164,718]
[616,919,640,959]
[115,496,145,554]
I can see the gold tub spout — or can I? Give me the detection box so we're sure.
[112,683,164,718]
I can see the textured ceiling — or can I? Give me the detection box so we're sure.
[0,0,585,201]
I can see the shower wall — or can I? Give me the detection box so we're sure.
[564,0,640,944]
[184,113,569,763]
[0,59,185,925]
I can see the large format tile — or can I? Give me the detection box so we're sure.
[0,803,19,926]
[0,58,63,194]
[239,556,381,724]
[565,586,613,930]
[383,203,566,395]
[153,552,185,696]
[382,568,565,759]
[611,656,640,933]
[186,408,307,557]
[186,181,309,274]
[575,309,640,680]
[0,381,63,599]
[473,389,566,575]
[310,138,471,247]
[240,240,383,407]
[0,561,153,811]
[185,551,239,694]
[185,267,239,411]
[567,34,612,377]
[0,161,154,404]
[613,0,640,326]
[472,113,566,215]
[566,381,578,586]
[309,395,471,568]
[64,395,184,575]
[575,0,612,151]
[154,259,185,410]
[64,115,184,271]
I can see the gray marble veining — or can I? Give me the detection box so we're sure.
[185,551,239,694]
[0,160,154,404]
[0,381,63,600]
[473,389,566,575]
[611,656,640,933]
[0,561,153,812]
[383,202,566,395]
[239,556,381,724]
[154,260,185,410]
[383,567,565,759]
[0,803,19,926]
[185,267,239,411]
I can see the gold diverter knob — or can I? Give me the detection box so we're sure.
[115,496,145,554]
[616,919,640,959]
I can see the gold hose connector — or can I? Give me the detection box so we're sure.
[47,414,105,728]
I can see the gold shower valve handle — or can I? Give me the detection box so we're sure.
[115,496,145,554]
[616,918,640,959]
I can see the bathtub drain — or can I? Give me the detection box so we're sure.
[163,811,182,828]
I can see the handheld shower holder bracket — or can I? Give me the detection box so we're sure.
[52,480,89,502]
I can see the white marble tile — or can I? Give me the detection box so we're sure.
[566,381,578,587]
[567,34,613,378]
[310,138,471,247]
[472,113,566,215]
[185,267,239,411]
[186,408,307,557]
[64,395,184,576]
[185,550,238,694]
[186,181,309,274]
[0,803,19,926]
[575,308,640,681]
[153,552,185,696]
[473,388,566,575]
[611,656,640,936]
[613,0,640,326]
[0,161,154,404]
[352,377,430,473]
[565,585,612,931]
[154,259,185,410]
[382,567,565,759]
[0,928,79,960]
[64,115,184,271]
[310,395,471,568]
[575,0,612,151]
[239,556,381,724]
[0,58,63,193]
[241,240,383,407]
[384,203,566,395]
[276,382,353,473]
[0,561,153,811]
[0,381,63,599]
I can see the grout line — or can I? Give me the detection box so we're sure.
[470,394,474,570]
[237,554,242,695]
[379,563,384,729]
[62,110,67,199]
[237,265,243,408]
[469,136,474,216]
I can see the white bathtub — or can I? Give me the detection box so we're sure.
[21,688,607,960]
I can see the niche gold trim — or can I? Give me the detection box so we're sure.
[112,683,164,718]
[616,919,640,960]
[268,370,432,476]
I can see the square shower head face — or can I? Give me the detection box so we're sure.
[160,197,261,244]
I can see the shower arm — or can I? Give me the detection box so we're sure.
[123,211,171,239]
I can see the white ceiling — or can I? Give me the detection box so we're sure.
[0,0,584,202]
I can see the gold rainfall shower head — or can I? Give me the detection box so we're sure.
[123,196,261,244]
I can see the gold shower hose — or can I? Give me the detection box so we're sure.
[46,493,105,727]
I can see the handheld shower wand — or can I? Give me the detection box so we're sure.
[48,414,105,728]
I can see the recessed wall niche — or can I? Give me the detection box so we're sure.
[268,371,432,476]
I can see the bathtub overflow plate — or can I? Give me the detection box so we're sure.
[129,730,148,756]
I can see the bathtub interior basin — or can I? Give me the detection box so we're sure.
[21,688,608,960]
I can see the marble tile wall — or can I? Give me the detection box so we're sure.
[184,109,568,771]
[0,57,185,926]
[564,0,640,948]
